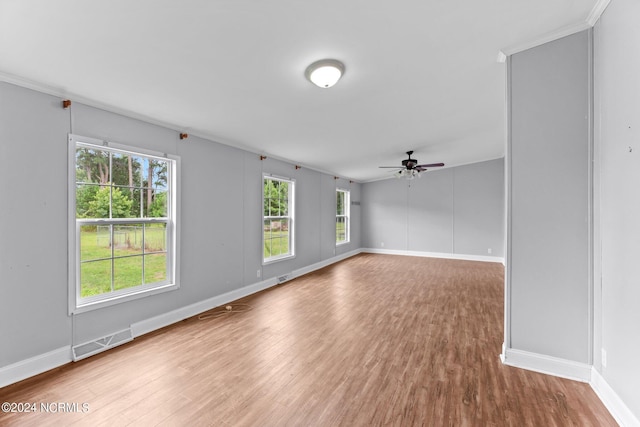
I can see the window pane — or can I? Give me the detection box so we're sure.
[112,186,138,218]
[76,184,99,218]
[336,217,346,242]
[264,220,272,259]
[80,225,112,261]
[337,191,345,215]
[112,152,133,187]
[279,234,289,255]
[129,188,143,218]
[114,256,143,291]
[78,185,111,219]
[145,253,167,283]
[264,238,272,259]
[76,147,109,184]
[80,259,112,297]
[152,160,168,190]
[145,189,167,218]
[112,224,144,257]
[145,223,167,253]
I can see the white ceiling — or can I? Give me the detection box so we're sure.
[0,0,604,181]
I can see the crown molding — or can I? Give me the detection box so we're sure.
[586,0,611,26]
[498,21,590,61]
[497,0,611,62]
[0,70,360,183]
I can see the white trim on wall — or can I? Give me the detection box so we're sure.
[501,348,592,382]
[590,367,640,427]
[498,22,591,60]
[497,0,611,62]
[363,248,505,264]
[586,0,612,26]
[0,74,357,183]
[0,249,362,388]
[0,347,72,389]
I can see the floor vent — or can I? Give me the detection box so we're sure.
[72,328,133,361]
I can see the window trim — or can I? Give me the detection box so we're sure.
[68,134,180,314]
[336,188,350,245]
[262,174,295,264]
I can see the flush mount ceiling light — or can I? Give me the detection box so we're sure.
[305,59,345,88]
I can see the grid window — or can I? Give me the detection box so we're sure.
[69,135,178,312]
[336,189,350,244]
[263,176,295,262]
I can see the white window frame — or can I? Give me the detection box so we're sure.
[262,174,295,264]
[336,188,350,245]
[68,134,180,314]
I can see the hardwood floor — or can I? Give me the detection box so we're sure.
[0,254,617,426]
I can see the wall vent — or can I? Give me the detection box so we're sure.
[277,274,290,283]
[72,328,133,361]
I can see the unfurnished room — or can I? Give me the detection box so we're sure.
[1,0,639,425]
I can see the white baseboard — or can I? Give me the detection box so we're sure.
[501,348,592,382]
[131,249,362,338]
[363,248,505,264]
[0,347,71,388]
[0,251,362,389]
[591,367,640,427]
[131,276,278,337]
[291,248,362,279]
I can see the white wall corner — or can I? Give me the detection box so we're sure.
[586,0,612,26]
[501,348,592,382]
[590,367,640,427]
[0,347,72,388]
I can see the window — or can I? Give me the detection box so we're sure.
[68,134,179,313]
[263,175,295,263]
[336,189,350,244]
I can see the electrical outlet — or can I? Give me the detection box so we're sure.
[381,242,385,247]
[602,348,607,367]
[488,248,492,254]
[257,269,261,278]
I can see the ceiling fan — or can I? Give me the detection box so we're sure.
[379,151,444,179]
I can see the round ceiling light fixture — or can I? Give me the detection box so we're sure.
[305,59,345,88]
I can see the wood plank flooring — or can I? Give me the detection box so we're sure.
[0,254,617,426]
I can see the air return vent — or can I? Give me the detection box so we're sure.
[72,328,133,361]
[277,274,290,284]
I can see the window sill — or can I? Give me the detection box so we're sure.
[262,254,296,266]
[71,282,179,315]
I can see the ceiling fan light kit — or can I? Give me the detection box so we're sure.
[379,151,445,180]
[305,59,345,88]
[396,169,421,180]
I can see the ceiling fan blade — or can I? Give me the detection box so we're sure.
[415,162,444,168]
[379,166,403,169]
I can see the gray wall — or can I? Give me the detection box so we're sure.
[362,158,505,258]
[594,0,640,418]
[0,81,361,366]
[507,31,591,363]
